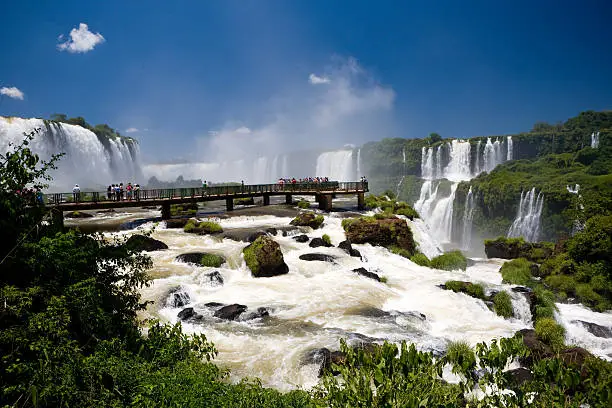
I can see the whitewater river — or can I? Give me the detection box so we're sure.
[70,201,612,390]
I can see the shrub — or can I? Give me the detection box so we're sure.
[395,206,419,219]
[200,254,225,268]
[493,291,514,318]
[430,251,467,271]
[297,200,310,209]
[466,284,486,300]
[379,276,388,284]
[198,221,223,234]
[184,219,196,232]
[500,258,533,286]
[575,284,609,311]
[540,253,576,277]
[410,252,430,266]
[322,234,331,246]
[341,218,356,230]
[444,280,465,292]
[313,215,324,229]
[535,318,566,350]
[544,274,577,295]
[445,341,476,376]
[390,245,412,259]
[533,288,557,320]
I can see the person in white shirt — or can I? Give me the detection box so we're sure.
[72,184,81,202]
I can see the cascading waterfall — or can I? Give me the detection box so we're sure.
[506,136,513,161]
[475,140,482,174]
[443,140,472,181]
[461,187,475,250]
[402,147,406,163]
[591,132,600,148]
[566,184,585,234]
[435,145,443,179]
[315,150,354,181]
[507,188,544,242]
[0,116,142,191]
[483,137,504,173]
[356,148,362,178]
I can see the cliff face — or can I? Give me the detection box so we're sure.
[0,116,143,191]
[360,110,612,245]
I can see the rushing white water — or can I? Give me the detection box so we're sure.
[555,303,612,361]
[482,138,504,173]
[591,131,600,148]
[402,147,406,163]
[0,117,142,191]
[506,136,513,161]
[507,188,544,242]
[356,148,362,177]
[315,150,354,181]
[461,187,475,250]
[566,184,580,194]
[443,140,472,182]
[407,218,443,259]
[111,213,530,390]
[435,145,443,180]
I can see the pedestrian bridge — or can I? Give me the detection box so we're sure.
[45,181,368,222]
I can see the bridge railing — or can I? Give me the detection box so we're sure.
[43,181,367,205]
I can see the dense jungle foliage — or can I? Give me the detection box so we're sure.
[2,131,612,407]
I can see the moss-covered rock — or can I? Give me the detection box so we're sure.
[184,219,223,234]
[234,197,255,205]
[125,234,168,251]
[484,237,553,262]
[175,252,225,267]
[65,210,93,218]
[290,212,324,229]
[243,235,289,277]
[442,280,486,300]
[430,251,468,271]
[343,215,416,255]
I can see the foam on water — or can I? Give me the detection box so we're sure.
[555,303,612,361]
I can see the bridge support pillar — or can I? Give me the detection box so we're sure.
[51,208,64,229]
[263,195,270,206]
[357,192,365,210]
[318,194,333,212]
[226,198,234,211]
[285,194,292,205]
[161,202,171,220]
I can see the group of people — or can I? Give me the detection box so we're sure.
[106,183,141,201]
[277,177,330,185]
[17,187,45,204]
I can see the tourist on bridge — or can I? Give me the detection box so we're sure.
[72,184,81,202]
[126,182,133,201]
[107,185,112,200]
[134,184,140,201]
[119,183,124,201]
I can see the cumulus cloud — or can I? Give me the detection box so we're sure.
[57,23,105,53]
[125,127,139,133]
[199,57,396,162]
[309,73,331,85]
[0,86,25,100]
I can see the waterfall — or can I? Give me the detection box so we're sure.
[507,136,513,161]
[475,140,482,174]
[482,137,504,173]
[435,145,443,179]
[421,147,434,179]
[395,176,405,199]
[591,132,600,148]
[507,188,544,242]
[443,140,472,181]
[0,117,143,191]
[461,187,475,250]
[402,147,406,163]
[425,183,458,244]
[566,184,580,194]
[356,148,362,178]
[315,150,354,180]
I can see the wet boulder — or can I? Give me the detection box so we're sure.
[203,271,224,286]
[243,307,270,320]
[573,320,612,338]
[290,212,324,229]
[221,228,269,242]
[517,329,553,366]
[125,234,169,251]
[338,240,361,258]
[484,237,553,262]
[214,304,248,320]
[309,237,333,248]
[175,252,226,267]
[352,267,381,282]
[505,367,534,388]
[293,234,310,243]
[177,307,203,321]
[165,218,189,228]
[299,253,337,263]
[243,235,289,277]
[166,287,191,308]
[65,210,93,218]
[344,216,415,255]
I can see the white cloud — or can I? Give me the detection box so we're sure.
[198,57,396,163]
[309,73,331,85]
[57,23,105,53]
[125,127,139,133]
[0,86,25,100]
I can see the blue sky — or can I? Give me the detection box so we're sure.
[1,0,611,162]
